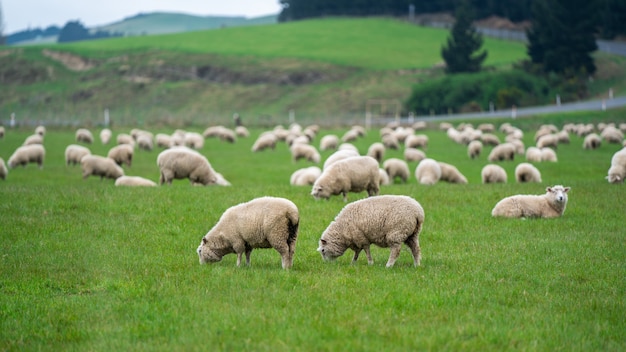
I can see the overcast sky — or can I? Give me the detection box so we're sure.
[2,0,283,34]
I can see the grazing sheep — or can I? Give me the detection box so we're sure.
[583,133,602,150]
[555,130,570,144]
[35,125,46,136]
[467,140,483,159]
[233,126,249,138]
[0,126,4,138]
[378,168,391,186]
[606,147,626,183]
[290,166,322,186]
[197,197,299,269]
[184,132,205,149]
[536,134,558,149]
[540,147,557,162]
[107,144,134,167]
[366,142,385,163]
[488,143,516,162]
[8,144,45,169]
[290,143,321,163]
[218,128,237,144]
[317,195,424,267]
[492,185,571,218]
[480,133,501,146]
[252,132,277,152]
[414,158,441,185]
[0,157,7,180]
[481,164,507,184]
[525,147,542,162]
[157,147,218,186]
[65,144,91,166]
[115,175,157,187]
[438,161,468,184]
[323,149,359,169]
[382,133,399,150]
[116,133,135,146]
[137,134,154,151]
[405,134,429,149]
[601,126,624,144]
[23,134,43,146]
[515,163,542,183]
[154,133,171,148]
[319,134,339,151]
[100,129,112,144]
[338,143,359,153]
[311,156,380,202]
[404,147,426,163]
[80,155,124,180]
[383,158,410,183]
[76,128,94,144]
[341,129,360,143]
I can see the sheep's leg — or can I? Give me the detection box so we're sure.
[364,245,374,265]
[245,248,252,266]
[342,192,348,202]
[236,252,243,267]
[351,249,361,264]
[386,243,402,268]
[405,235,421,267]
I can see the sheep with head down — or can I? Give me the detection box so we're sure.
[80,155,124,181]
[197,196,299,269]
[317,195,424,267]
[76,128,94,144]
[311,156,380,202]
[107,144,134,167]
[8,144,45,169]
[415,158,441,185]
[492,185,571,218]
[157,147,217,186]
[606,147,626,183]
[515,163,542,183]
[481,164,507,184]
[488,143,516,162]
[438,161,468,184]
[383,158,410,183]
[290,143,321,163]
[290,166,322,186]
[65,144,91,166]
[0,157,7,180]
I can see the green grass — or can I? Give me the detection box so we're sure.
[1,110,625,350]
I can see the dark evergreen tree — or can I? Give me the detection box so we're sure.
[441,0,487,74]
[57,20,90,43]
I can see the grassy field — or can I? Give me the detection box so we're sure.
[1,109,625,350]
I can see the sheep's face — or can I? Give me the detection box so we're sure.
[547,185,570,204]
[607,166,624,184]
[197,238,223,264]
[317,239,342,261]
[311,184,329,199]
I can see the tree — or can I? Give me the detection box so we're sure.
[57,20,90,43]
[441,0,488,74]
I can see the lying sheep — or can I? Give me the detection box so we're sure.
[415,158,441,185]
[76,128,94,144]
[157,147,217,186]
[317,195,424,267]
[323,149,359,169]
[383,158,410,183]
[115,175,157,187]
[197,197,299,269]
[23,134,43,145]
[320,135,339,151]
[366,142,385,163]
[515,162,542,183]
[8,144,45,169]
[291,143,321,163]
[0,157,7,180]
[488,143,516,162]
[290,166,322,186]
[80,154,124,180]
[438,161,468,184]
[311,156,380,202]
[65,144,91,166]
[467,140,483,159]
[606,147,626,183]
[481,164,507,183]
[107,144,134,167]
[492,185,571,218]
[583,133,602,150]
[404,148,426,163]
[100,129,112,145]
[251,132,277,152]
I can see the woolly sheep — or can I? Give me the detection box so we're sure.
[525,147,542,162]
[76,128,94,144]
[65,144,91,166]
[382,133,399,150]
[35,125,46,136]
[203,125,226,138]
[252,132,277,152]
[366,142,385,163]
[606,147,626,183]
[323,149,359,169]
[8,144,45,169]
[515,162,542,183]
[100,129,112,145]
[317,195,424,267]
[130,129,153,141]
[80,154,124,180]
[290,166,322,186]
[351,125,366,137]
[404,148,426,163]
[480,133,501,146]
[338,143,359,153]
[540,148,557,162]
[555,130,570,144]
[510,139,525,155]
[341,129,360,143]
[601,126,624,144]
[438,161,468,184]
[467,140,483,159]
[378,168,391,186]
[383,158,410,183]
[22,134,43,146]
[155,133,172,148]
[137,134,154,151]
[478,123,495,133]
[414,158,441,185]
[583,133,602,150]
[0,157,7,180]
[319,134,339,151]
[536,134,558,149]
[115,175,157,187]
[218,128,237,143]
[492,185,570,218]
[184,132,205,149]
[412,121,427,130]
[116,133,135,146]
[197,197,299,269]
[311,156,380,202]
[107,144,134,167]
[290,143,321,163]
[157,147,218,186]
[481,164,507,183]
[235,126,250,138]
[488,143,516,162]
[405,134,429,149]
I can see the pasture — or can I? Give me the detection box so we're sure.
[1,112,625,351]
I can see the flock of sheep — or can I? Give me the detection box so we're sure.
[1,118,625,268]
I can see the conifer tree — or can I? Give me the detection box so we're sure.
[441,0,488,74]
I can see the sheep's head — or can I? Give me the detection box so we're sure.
[197,237,223,264]
[546,185,570,204]
[311,184,329,200]
[317,238,344,262]
[606,165,624,184]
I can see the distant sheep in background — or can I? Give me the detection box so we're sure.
[404,148,426,163]
[583,133,602,150]
[76,128,94,144]
[323,149,359,169]
[100,129,112,144]
[525,147,542,162]
[290,166,322,186]
[601,126,624,144]
[415,158,441,185]
[480,133,500,146]
[65,144,91,166]
[107,144,134,167]
[291,143,321,163]
[251,132,277,152]
[492,185,570,218]
[338,143,359,153]
[378,168,391,186]
[383,158,410,183]
[540,148,557,162]
[382,133,399,150]
[157,147,218,186]
[481,164,507,183]
[156,133,173,148]
[35,125,46,136]
[235,126,250,138]
[23,134,43,146]
[438,161,468,184]
[137,134,154,151]
[405,134,428,149]
[536,134,558,149]
[0,126,4,139]
[467,140,483,159]
[515,163,542,183]
[8,144,45,169]
[366,142,385,163]
[115,175,157,187]
[311,156,380,202]
[116,133,135,147]
[606,147,626,183]
[0,157,7,180]
[184,132,205,149]
[320,135,339,151]
[80,155,124,180]
[488,143,516,162]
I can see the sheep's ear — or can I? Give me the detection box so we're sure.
[564,187,571,192]
[546,186,552,192]
[202,237,207,244]
[320,239,327,245]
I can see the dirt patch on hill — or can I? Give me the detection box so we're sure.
[42,49,95,71]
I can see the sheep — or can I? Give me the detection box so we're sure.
[414,158,441,185]
[311,156,380,202]
[137,134,154,151]
[383,158,410,183]
[252,132,277,152]
[404,147,426,163]
[381,133,399,150]
[107,144,134,167]
[525,147,542,162]
[317,195,424,267]
[157,147,218,186]
[606,147,626,183]
[218,128,237,144]
[80,154,124,180]
[184,132,205,149]
[378,168,391,186]
[438,161,468,184]
[65,144,91,166]
[76,128,94,144]
[22,134,43,146]
[478,123,495,133]
[290,166,322,186]
[481,164,507,184]
[341,129,360,143]
[290,143,321,163]
[467,140,483,159]
[488,143,516,162]
[405,134,429,149]
[338,143,359,153]
[116,133,135,146]
[601,126,624,144]
[583,133,602,150]
[35,125,46,136]
[492,185,571,218]
[515,162,542,183]
[480,133,501,146]
[319,135,339,151]
[555,130,570,144]
[540,147,557,162]
[100,129,112,144]
[130,129,153,141]
[8,144,45,169]
[323,149,359,169]
[536,134,558,149]
[412,121,427,130]
[0,126,4,138]
[197,197,299,269]
[0,157,7,180]
[115,175,157,187]
[366,142,385,163]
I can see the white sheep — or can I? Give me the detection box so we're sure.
[405,134,429,149]
[382,133,399,150]
[341,129,360,143]
[235,126,250,138]
[8,144,45,169]
[290,143,321,163]
[404,148,426,163]
[317,195,424,267]
[366,142,385,163]
[467,140,483,159]
[116,133,135,147]
[536,134,558,149]
[383,158,410,183]
[65,144,91,166]
[0,157,7,180]
[338,143,359,153]
[290,166,322,186]
[23,134,43,145]
[251,132,277,152]
[323,149,359,169]
[492,185,571,218]
[184,132,205,149]
[414,158,441,185]
[438,161,468,184]
[35,125,46,136]
[157,147,218,186]
[540,147,557,162]
[137,134,154,151]
[606,147,626,183]
[601,126,624,144]
[155,133,172,148]
[319,135,339,151]
[583,133,602,150]
[0,126,4,139]
[378,168,391,186]
[481,164,507,183]
[100,129,112,145]
[107,144,134,167]
[515,162,542,183]
[197,197,299,269]
[80,154,124,180]
[480,133,501,146]
[311,156,380,202]
[488,143,516,162]
[76,128,94,144]
[525,146,542,162]
[115,175,157,187]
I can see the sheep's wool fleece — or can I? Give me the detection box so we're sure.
[491,185,570,218]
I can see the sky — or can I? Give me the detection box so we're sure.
[2,0,283,34]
